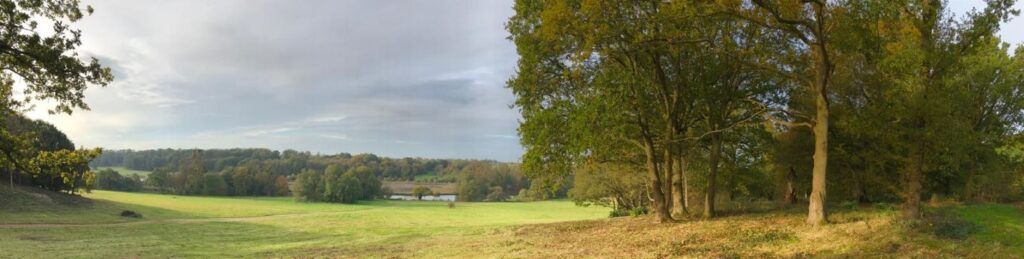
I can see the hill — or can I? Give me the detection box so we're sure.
[0,185,94,209]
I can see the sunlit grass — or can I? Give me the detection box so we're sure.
[0,190,609,258]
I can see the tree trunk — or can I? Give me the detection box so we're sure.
[644,141,672,223]
[784,167,797,205]
[807,41,831,226]
[903,147,924,219]
[705,134,721,219]
[855,169,870,204]
[672,156,687,217]
[726,151,737,202]
[663,147,674,213]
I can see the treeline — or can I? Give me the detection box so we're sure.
[456,161,535,201]
[141,150,290,196]
[92,149,545,202]
[92,149,499,182]
[508,0,1024,224]
[94,168,143,192]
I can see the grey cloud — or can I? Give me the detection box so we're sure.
[31,0,523,161]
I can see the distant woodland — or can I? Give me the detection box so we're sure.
[90,149,541,202]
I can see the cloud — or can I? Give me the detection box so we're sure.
[12,0,524,161]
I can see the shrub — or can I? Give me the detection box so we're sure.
[608,209,630,218]
[629,207,648,217]
[120,210,142,218]
[925,210,979,240]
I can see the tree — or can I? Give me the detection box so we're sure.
[230,166,255,195]
[411,186,432,200]
[0,0,112,191]
[507,0,713,222]
[183,150,206,195]
[335,171,363,203]
[146,167,170,193]
[729,0,843,225]
[202,173,227,195]
[868,0,1018,219]
[350,166,381,199]
[274,175,289,196]
[323,164,345,202]
[293,169,322,202]
[569,162,648,212]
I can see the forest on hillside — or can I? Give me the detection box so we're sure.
[89,149,539,202]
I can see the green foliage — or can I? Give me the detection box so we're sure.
[202,173,227,196]
[0,0,112,195]
[293,169,322,202]
[508,0,1024,222]
[292,165,379,204]
[569,163,648,211]
[94,168,142,192]
[456,162,526,202]
[411,186,432,200]
[924,209,980,240]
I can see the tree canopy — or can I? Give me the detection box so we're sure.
[508,0,1024,224]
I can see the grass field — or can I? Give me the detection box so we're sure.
[0,188,609,258]
[92,166,152,177]
[2,186,1022,258]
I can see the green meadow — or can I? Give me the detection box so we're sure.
[0,189,609,258]
[3,187,1024,258]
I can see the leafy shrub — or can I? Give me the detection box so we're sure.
[120,210,142,218]
[608,209,630,218]
[925,210,979,240]
[629,207,648,217]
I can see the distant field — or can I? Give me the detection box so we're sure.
[93,166,152,177]
[384,181,457,194]
[0,189,608,258]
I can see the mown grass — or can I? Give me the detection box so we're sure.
[956,203,1024,250]
[0,189,609,258]
[2,187,1022,258]
[93,166,152,177]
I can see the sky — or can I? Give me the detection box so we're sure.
[19,1,1024,162]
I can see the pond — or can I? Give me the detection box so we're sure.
[388,194,457,201]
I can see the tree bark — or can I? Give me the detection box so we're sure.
[672,156,687,217]
[663,147,674,214]
[807,88,829,225]
[705,134,721,219]
[903,147,924,219]
[784,167,797,205]
[807,33,831,225]
[644,140,672,222]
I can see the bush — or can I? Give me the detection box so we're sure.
[629,207,648,217]
[120,210,142,218]
[608,209,630,218]
[925,210,979,240]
